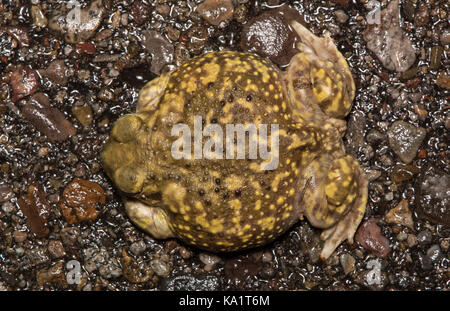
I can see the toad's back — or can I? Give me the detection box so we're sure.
[144,51,312,251]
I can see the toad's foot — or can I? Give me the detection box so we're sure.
[286,21,355,122]
[298,154,368,260]
[124,199,174,239]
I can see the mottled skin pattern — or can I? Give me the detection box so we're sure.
[101,22,368,259]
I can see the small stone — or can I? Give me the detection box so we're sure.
[240,7,301,67]
[197,0,234,26]
[387,121,426,164]
[407,234,417,248]
[17,184,51,238]
[414,3,429,27]
[335,9,349,24]
[233,4,247,23]
[179,247,192,259]
[150,258,170,277]
[355,218,390,258]
[59,178,105,224]
[0,26,30,47]
[162,275,220,291]
[10,65,40,102]
[436,71,450,90]
[363,0,416,72]
[36,262,68,287]
[142,30,174,75]
[20,93,76,142]
[47,240,66,258]
[48,0,104,43]
[385,199,414,229]
[340,253,355,275]
[60,227,80,245]
[0,183,14,203]
[426,245,442,262]
[130,240,147,256]
[76,42,96,55]
[261,251,273,263]
[417,230,432,244]
[429,46,443,71]
[31,5,47,27]
[415,166,449,226]
[166,25,180,42]
[440,28,450,45]
[121,249,153,283]
[199,252,221,271]
[13,231,27,243]
[130,0,152,25]
[72,105,93,128]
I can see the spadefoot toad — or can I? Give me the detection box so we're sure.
[101,22,368,260]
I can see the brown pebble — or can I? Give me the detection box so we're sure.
[17,184,51,238]
[48,240,66,258]
[10,65,40,102]
[197,0,234,26]
[20,93,76,142]
[356,218,391,258]
[385,199,414,229]
[13,230,27,243]
[59,178,105,224]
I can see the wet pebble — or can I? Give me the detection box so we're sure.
[41,60,71,86]
[363,0,416,72]
[48,0,104,43]
[240,7,301,67]
[415,166,449,226]
[60,227,80,246]
[130,240,147,256]
[355,218,391,258]
[0,26,30,47]
[0,183,14,203]
[130,0,152,25]
[10,65,40,102]
[31,5,47,28]
[84,247,122,279]
[436,71,450,90]
[20,93,76,142]
[72,105,93,128]
[59,178,105,224]
[417,229,432,245]
[335,9,349,24]
[17,184,51,238]
[47,240,66,259]
[340,253,355,275]
[414,3,429,27]
[387,121,426,164]
[13,231,27,243]
[199,252,221,271]
[385,199,414,229]
[149,258,171,277]
[440,28,450,45]
[36,262,68,287]
[197,0,234,26]
[142,30,174,75]
[121,249,153,283]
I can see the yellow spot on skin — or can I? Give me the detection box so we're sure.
[225,175,244,190]
[229,199,242,210]
[200,62,221,86]
[255,200,262,211]
[276,196,285,205]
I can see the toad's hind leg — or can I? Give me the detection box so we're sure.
[286,21,355,121]
[298,154,367,260]
[124,199,174,239]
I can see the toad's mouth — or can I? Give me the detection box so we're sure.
[170,115,280,170]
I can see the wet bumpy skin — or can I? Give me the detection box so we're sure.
[101,22,368,259]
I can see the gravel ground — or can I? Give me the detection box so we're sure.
[0,0,448,291]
